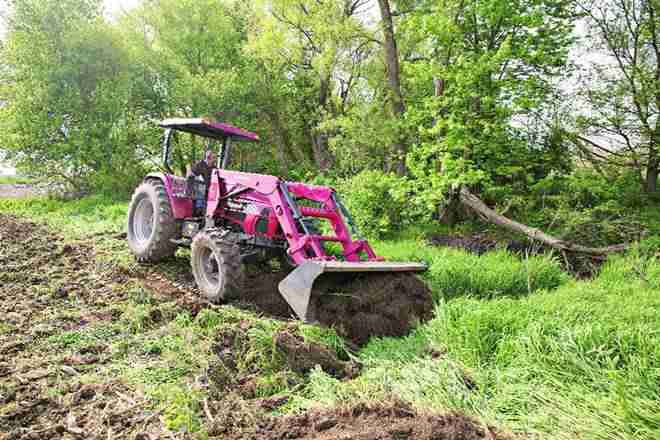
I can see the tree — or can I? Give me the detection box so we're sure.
[247,0,376,173]
[377,0,407,175]
[575,0,660,193]
[0,0,148,193]
[397,0,576,209]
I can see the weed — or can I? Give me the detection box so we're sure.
[47,324,120,350]
[148,383,203,433]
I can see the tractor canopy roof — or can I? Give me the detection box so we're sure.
[159,118,260,142]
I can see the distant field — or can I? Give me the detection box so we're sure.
[0,175,34,185]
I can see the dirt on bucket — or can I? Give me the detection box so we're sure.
[311,272,435,346]
[209,399,510,440]
[240,266,435,347]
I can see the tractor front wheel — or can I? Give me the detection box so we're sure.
[127,179,179,262]
[191,230,244,302]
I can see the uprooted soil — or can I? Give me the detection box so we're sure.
[208,399,510,440]
[243,268,435,347]
[0,214,174,439]
[208,323,360,401]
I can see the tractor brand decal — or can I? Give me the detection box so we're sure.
[171,178,188,197]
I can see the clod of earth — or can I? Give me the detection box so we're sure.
[210,400,510,440]
[208,324,360,400]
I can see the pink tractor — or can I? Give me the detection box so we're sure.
[127,118,425,321]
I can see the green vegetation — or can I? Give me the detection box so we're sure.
[1,0,659,437]
[297,255,660,438]
[0,194,659,438]
[0,175,35,185]
[6,197,656,430]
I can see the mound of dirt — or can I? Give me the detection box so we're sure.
[241,268,434,347]
[274,329,360,379]
[312,272,434,346]
[210,400,509,440]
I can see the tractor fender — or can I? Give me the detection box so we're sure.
[144,172,193,219]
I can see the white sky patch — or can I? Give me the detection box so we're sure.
[103,0,140,20]
[0,0,139,37]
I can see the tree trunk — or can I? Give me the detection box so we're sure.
[309,75,336,173]
[377,0,407,176]
[311,132,334,172]
[646,130,659,193]
[646,159,658,193]
[458,187,628,255]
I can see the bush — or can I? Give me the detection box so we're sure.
[337,170,416,238]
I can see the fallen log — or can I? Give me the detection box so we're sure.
[458,187,629,255]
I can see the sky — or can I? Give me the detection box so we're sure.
[0,0,139,37]
[103,0,140,19]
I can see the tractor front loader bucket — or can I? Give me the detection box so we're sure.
[278,261,427,322]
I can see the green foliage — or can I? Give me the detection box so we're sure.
[0,0,152,194]
[47,324,120,349]
[525,169,652,247]
[399,0,575,204]
[148,384,202,433]
[337,170,421,237]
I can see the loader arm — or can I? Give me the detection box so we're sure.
[207,168,427,321]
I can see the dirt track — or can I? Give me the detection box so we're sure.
[0,214,169,439]
[0,213,493,439]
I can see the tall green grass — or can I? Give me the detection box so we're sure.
[296,253,660,439]
[373,238,567,299]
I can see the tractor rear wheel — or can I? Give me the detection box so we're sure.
[191,230,244,302]
[127,179,179,262]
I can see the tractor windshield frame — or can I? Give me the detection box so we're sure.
[159,118,260,174]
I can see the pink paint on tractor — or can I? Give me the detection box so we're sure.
[127,118,425,321]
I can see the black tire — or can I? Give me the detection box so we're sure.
[127,179,179,262]
[191,230,244,302]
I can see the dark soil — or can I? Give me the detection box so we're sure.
[312,272,434,346]
[209,400,510,440]
[428,232,540,256]
[242,267,435,346]
[0,214,171,439]
[274,329,360,379]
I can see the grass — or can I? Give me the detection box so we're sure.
[0,175,36,185]
[372,237,568,299]
[1,194,659,438]
[292,254,660,439]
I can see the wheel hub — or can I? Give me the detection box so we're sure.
[198,247,221,288]
[134,197,154,244]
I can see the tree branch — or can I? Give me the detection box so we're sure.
[458,187,629,255]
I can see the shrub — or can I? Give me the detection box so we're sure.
[337,170,416,238]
